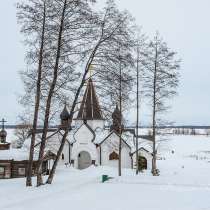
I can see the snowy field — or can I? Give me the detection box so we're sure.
[1,135,210,210]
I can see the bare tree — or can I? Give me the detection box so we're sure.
[135,46,140,175]
[18,0,96,186]
[17,0,49,186]
[46,0,137,183]
[36,0,96,186]
[13,117,32,149]
[36,0,67,187]
[142,32,180,176]
[18,0,137,184]
[133,35,147,175]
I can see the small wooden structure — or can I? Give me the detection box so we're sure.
[0,119,56,179]
[0,159,48,179]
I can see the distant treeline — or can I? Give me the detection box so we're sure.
[4,125,58,129]
[5,125,210,129]
[129,126,210,129]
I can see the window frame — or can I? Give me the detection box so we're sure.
[18,167,26,176]
[0,166,5,176]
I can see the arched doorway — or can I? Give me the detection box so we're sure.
[78,151,92,170]
[138,156,147,171]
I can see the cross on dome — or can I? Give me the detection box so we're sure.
[0,118,7,130]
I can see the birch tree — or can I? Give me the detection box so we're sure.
[142,32,180,176]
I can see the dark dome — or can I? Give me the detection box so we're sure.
[60,105,70,120]
[110,105,124,134]
[112,105,121,119]
[0,129,7,138]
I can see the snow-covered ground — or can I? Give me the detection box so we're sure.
[1,135,210,210]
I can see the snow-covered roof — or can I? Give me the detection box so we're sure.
[2,129,16,143]
[0,148,38,161]
[23,125,153,156]
[130,139,153,154]
[94,129,110,144]
[122,131,135,147]
[23,129,62,148]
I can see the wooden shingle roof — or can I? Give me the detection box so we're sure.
[77,78,103,120]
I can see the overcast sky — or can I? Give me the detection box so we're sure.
[0,0,209,125]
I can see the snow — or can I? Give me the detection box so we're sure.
[0,148,38,161]
[94,129,110,144]
[5,129,16,143]
[1,135,210,210]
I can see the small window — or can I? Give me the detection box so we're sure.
[109,151,119,160]
[0,166,5,175]
[18,168,26,176]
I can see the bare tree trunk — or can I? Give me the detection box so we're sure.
[26,1,46,187]
[142,32,180,176]
[136,47,139,175]
[36,0,67,187]
[118,55,122,177]
[152,42,158,176]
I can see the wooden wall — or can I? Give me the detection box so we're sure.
[0,160,48,179]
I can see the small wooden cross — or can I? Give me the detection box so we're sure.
[0,118,7,130]
[89,64,94,78]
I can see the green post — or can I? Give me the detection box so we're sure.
[102,175,109,183]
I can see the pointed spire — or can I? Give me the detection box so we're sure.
[77,78,103,120]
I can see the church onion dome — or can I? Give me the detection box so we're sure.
[110,105,124,134]
[0,129,7,138]
[112,105,121,120]
[60,104,70,121]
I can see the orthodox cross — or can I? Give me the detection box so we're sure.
[0,118,7,130]
[85,64,94,86]
[89,64,94,78]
